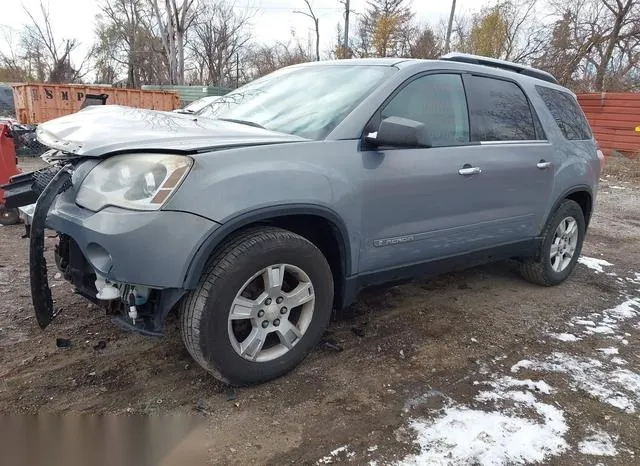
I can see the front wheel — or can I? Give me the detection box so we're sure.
[519,199,586,286]
[180,227,334,385]
[0,206,20,226]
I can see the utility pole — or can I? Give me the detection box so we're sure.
[445,0,457,54]
[343,0,350,57]
[236,53,240,88]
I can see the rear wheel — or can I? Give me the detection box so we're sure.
[180,227,334,385]
[520,199,585,286]
[0,206,19,226]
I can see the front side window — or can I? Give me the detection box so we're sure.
[196,65,397,140]
[536,86,592,140]
[380,73,470,147]
[466,76,537,141]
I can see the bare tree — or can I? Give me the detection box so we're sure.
[0,26,34,81]
[98,0,146,86]
[294,0,320,61]
[534,0,640,91]
[21,0,89,82]
[453,0,543,62]
[245,38,313,80]
[594,0,639,90]
[150,0,197,84]
[188,1,252,86]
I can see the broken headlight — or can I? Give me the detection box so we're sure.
[75,154,193,211]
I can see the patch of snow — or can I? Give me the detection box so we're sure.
[478,376,554,396]
[578,257,613,273]
[566,298,640,339]
[550,332,581,342]
[367,445,378,453]
[578,430,618,456]
[611,357,627,365]
[574,319,596,326]
[622,339,629,345]
[610,186,626,190]
[584,325,616,335]
[317,445,351,464]
[511,352,640,413]
[511,360,534,373]
[398,376,568,465]
[606,299,640,320]
[597,347,619,355]
[400,400,568,465]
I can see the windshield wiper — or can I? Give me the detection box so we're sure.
[217,118,265,129]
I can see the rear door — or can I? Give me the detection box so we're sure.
[462,74,555,241]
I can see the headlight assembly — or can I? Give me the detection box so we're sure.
[75,154,193,211]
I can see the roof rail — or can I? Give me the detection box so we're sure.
[439,52,559,85]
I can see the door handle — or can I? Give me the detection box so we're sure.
[458,166,482,176]
[537,160,552,169]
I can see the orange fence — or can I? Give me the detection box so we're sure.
[577,92,640,157]
[13,84,180,125]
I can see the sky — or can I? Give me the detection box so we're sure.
[0,0,488,71]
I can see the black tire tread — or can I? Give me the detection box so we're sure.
[180,226,322,384]
[519,199,584,286]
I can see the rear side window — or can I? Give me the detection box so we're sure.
[536,86,592,140]
[465,75,537,141]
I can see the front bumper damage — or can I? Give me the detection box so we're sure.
[1,158,217,337]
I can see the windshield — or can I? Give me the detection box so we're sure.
[196,64,396,139]
[182,96,221,113]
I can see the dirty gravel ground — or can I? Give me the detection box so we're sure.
[1,157,639,465]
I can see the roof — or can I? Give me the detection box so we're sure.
[291,54,560,86]
[292,57,421,67]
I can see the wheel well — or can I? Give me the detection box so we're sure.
[261,215,345,310]
[565,190,592,226]
[201,215,347,310]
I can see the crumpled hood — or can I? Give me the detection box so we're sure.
[36,105,306,156]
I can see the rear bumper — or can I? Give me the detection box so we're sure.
[47,196,219,289]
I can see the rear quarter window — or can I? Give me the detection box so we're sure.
[536,86,592,140]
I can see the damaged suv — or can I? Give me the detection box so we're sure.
[3,53,602,385]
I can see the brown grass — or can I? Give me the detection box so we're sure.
[602,152,640,181]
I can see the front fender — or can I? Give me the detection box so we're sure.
[181,203,353,290]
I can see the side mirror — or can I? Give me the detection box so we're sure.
[365,116,431,148]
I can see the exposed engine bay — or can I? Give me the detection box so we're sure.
[3,155,184,337]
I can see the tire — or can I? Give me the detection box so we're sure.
[0,207,20,226]
[180,226,334,386]
[519,199,586,286]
